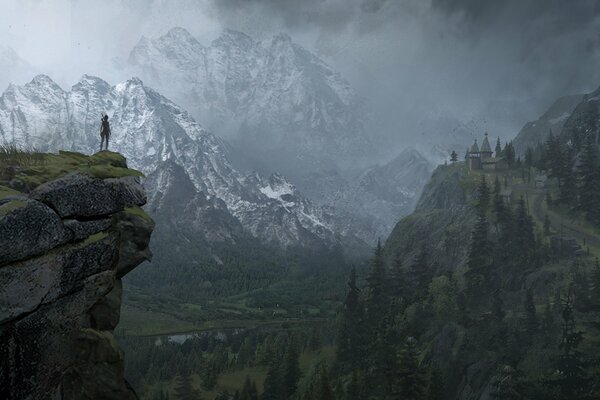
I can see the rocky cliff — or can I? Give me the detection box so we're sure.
[383,161,478,272]
[0,151,154,400]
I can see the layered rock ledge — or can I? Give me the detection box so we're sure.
[0,151,154,400]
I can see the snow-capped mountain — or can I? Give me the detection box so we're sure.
[127,27,373,182]
[0,74,354,249]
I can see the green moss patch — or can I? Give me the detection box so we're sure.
[0,151,144,192]
[123,206,153,223]
[0,199,27,216]
[0,185,21,200]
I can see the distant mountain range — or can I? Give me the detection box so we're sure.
[127,28,373,183]
[126,27,435,240]
[0,74,358,251]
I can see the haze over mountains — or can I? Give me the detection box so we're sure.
[0,74,358,250]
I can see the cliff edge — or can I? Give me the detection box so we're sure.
[0,150,154,400]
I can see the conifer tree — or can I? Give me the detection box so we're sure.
[524,288,538,333]
[410,246,432,298]
[492,289,505,321]
[495,137,503,158]
[318,367,335,400]
[466,208,495,293]
[366,240,388,326]
[477,175,491,212]
[558,147,577,207]
[345,370,366,400]
[514,197,536,270]
[549,292,591,398]
[388,252,407,300]
[590,258,600,308]
[391,337,427,400]
[282,339,301,398]
[450,150,458,162]
[544,214,551,236]
[577,133,600,225]
[525,147,534,169]
[262,362,281,400]
[336,267,365,373]
[504,142,516,167]
[545,132,562,177]
[427,367,445,400]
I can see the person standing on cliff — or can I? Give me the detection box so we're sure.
[100,114,111,151]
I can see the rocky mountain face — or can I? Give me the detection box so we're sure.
[383,162,477,271]
[305,148,434,240]
[128,28,437,240]
[559,86,600,148]
[0,152,153,400]
[0,74,356,251]
[128,28,373,183]
[512,94,584,153]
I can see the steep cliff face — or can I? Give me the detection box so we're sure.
[383,162,478,272]
[0,151,153,400]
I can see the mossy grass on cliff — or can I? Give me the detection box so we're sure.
[0,149,143,192]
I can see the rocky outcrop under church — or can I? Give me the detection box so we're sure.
[0,151,154,400]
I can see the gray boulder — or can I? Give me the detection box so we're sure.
[115,208,154,278]
[0,233,119,324]
[30,173,146,219]
[89,280,123,330]
[0,196,69,266]
[64,218,112,242]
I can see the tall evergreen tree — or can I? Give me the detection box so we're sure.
[450,150,458,162]
[388,252,407,300]
[513,197,536,271]
[545,132,562,178]
[504,142,516,167]
[427,367,445,400]
[525,147,534,169]
[466,208,495,294]
[282,339,301,398]
[590,258,600,309]
[524,288,538,333]
[366,240,388,326]
[477,175,491,212]
[391,337,427,400]
[559,147,578,207]
[336,267,365,373]
[345,370,366,400]
[577,133,600,225]
[548,292,591,399]
[495,137,503,158]
[262,361,282,400]
[410,246,432,298]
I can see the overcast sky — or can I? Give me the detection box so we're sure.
[1,0,600,146]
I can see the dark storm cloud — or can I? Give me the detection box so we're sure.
[209,0,405,33]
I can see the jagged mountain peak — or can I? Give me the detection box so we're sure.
[0,74,356,250]
[215,29,256,46]
[28,74,62,90]
[165,26,195,40]
[127,26,372,180]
